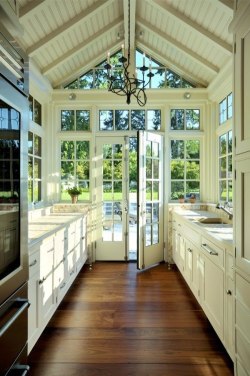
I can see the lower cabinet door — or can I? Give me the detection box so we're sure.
[201,253,224,339]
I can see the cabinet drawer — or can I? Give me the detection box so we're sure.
[182,224,201,247]
[201,237,224,268]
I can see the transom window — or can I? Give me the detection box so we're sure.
[61,110,90,131]
[99,109,161,131]
[170,109,200,130]
[218,131,232,202]
[170,139,200,201]
[61,140,90,201]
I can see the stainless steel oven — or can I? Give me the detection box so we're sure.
[0,22,29,376]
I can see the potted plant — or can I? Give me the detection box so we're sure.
[67,186,82,203]
[189,194,196,203]
[178,194,185,203]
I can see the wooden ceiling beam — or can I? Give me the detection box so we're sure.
[42,17,123,75]
[147,0,232,55]
[19,0,47,19]
[27,0,115,56]
[137,17,219,74]
[54,40,123,88]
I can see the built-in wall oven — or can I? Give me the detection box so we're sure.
[0,22,29,376]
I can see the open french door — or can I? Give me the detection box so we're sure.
[137,131,164,269]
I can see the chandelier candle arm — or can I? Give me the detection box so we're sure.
[104,0,154,106]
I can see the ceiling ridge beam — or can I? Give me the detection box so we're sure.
[19,0,47,19]
[147,0,232,55]
[137,17,219,74]
[42,17,123,75]
[54,40,123,88]
[137,40,208,87]
[123,0,136,50]
[27,0,115,56]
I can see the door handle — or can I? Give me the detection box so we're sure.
[0,298,30,337]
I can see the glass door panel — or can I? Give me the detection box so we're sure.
[137,131,164,269]
[96,137,128,260]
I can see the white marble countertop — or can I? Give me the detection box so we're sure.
[173,209,233,248]
[28,212,85,245]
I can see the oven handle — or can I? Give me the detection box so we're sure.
[11,364,30,375]
[0,298,30,337]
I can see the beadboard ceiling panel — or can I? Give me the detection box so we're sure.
[14,0,233,89]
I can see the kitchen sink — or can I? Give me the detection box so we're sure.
[198,217,228,224]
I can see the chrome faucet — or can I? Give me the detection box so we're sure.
[216,202,233,220]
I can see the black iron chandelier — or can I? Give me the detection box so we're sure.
[104,0,154,107]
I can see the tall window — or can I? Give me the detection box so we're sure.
[29,95,42,125]
[61,140,90,201]
[219,131,232,202]
[28,132,42,203]
[170,140,200,200]
[219,93,232,124]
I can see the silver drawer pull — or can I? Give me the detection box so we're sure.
[29,259,37,267]
[201,243,218,256]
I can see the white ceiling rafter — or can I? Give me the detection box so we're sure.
[137,18,219,74]
[137,40,208,88]
[42,17,123,75]
[19,0,47,19]
[218,0,234,10]
[147,0,232,55]
[55,40,123,88]
[26,0,115,56]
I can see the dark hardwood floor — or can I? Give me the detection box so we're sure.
[28,262,234,376]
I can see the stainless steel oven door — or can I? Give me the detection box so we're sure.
[0,76,29,305]
[0,283,29,375]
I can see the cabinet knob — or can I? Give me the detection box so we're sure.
[187,248,192,253]
[226,289,232,295]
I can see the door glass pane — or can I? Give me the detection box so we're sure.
[146,159,152,178]
[146,181,152,200]
[102,143,123,242]
[146,225,152,246]
[153,159,159,179]
[153,224,159,244]
[153,182,159,200]
[153,203,159,222]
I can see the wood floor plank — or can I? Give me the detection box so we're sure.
[28,262,234,375]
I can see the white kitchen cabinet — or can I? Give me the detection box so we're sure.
[28,248,40,353]
[171,211,234,361]
[37,235,56,328]
[231,3,250,374]
[200,238,224,340]
[185,238,200,301]
[28,213,88,353]
[225,251,235,360]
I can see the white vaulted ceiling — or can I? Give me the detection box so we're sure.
[16,0,234,89]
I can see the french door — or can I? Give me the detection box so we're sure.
[95,133,164,266]
[137,131,164,269]
[95,136,129,260]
